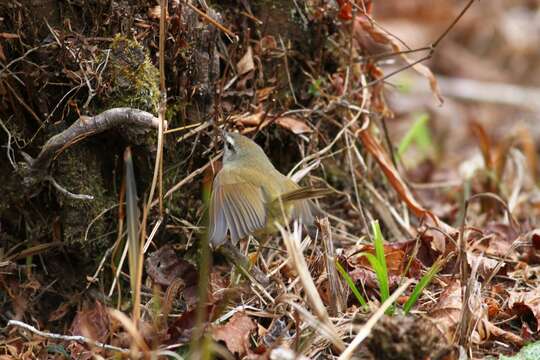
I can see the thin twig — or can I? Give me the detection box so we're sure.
[7,320,130,354]
[45,176,94,200]
[184,1,238,41]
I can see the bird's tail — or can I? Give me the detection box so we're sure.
[279,187,333,203]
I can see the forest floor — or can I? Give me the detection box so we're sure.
[1,0,540,359]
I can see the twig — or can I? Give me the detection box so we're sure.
[318,217,345,315]
[184,1,238,41]
[288,110,368,176]
[21,107,160,188]
[279,36,298,104]
[86,246,114,289]
[457,192,520,347]
[280,222,345,351]
[151,153,222,209]
[0,117,18,170]
[45,176,94,200]
[0,43,55,78]
[7,319,130,354]
[357,0,477,100]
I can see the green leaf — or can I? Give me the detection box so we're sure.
[397,112,432,158]
[336,260,368,310]
[403,257,442,314]
[360,252,390,305]
[498,341,540,359]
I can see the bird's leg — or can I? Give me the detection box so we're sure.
[218,242,270,286]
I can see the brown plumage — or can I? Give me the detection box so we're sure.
[208,132,330,248]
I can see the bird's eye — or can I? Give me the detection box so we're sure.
[225,139,235,152]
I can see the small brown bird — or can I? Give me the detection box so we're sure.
[208,131,329,248]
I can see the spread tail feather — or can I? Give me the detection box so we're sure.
[279,187,333,203]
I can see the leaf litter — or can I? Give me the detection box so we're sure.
[1,0,540,359]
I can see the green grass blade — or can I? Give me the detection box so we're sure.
[371,221,388,282]
[403,258,443,314]
[370,221,390,302]
[397,112,431,158]
[361,252,390,304]
[336,260,368,310]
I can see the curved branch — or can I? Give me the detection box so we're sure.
[20,107,160,188]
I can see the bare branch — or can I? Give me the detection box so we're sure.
[20,107,159,189]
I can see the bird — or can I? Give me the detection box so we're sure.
[208,131,330,248]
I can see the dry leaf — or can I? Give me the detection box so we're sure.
[146,245,198,286]
[0,33,19,40]
[429,280,462,340]
[148,5,161,19]
[508,287,540,327]
[256,86,275,101]
[233,112,312,135]
[70,300,110,343]
[237,46,255,76]
[275,116,312,135]
[232,112,265,126]
[0,43,5,63]
[348,242,423,279]
[260,35,277,53]
[212,312,256,356]
[467,253,504,279]
[354,15,443,105]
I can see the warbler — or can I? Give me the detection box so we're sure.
[208,131,329,248]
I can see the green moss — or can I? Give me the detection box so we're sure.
[56,145,116,254]
[100,35,160,113]
[165,99,190,126]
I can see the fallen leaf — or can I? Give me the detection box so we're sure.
[146,245,198,286]
[467,253,505,279]
[429,280,462,340]
[259,35,277,53]
[530,229,540,250]
[508,287,540,331]
[336,0,353,20]
[0,33,19,40]
[481,222,519,258]
[232,111,312,135]
[349,267,402,291]
[70,300,110,343]
[275,116,312,135]
[237,46,255,76]
[49,302,72,322]
[212,312,256,356]
[232,111,265,127]
[148,5,161,19]
[256,86,275,101]
[168,305,215,344]
[484,321,524,348]
[348,242,423,279]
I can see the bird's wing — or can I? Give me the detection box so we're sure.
[208,173,267,247]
